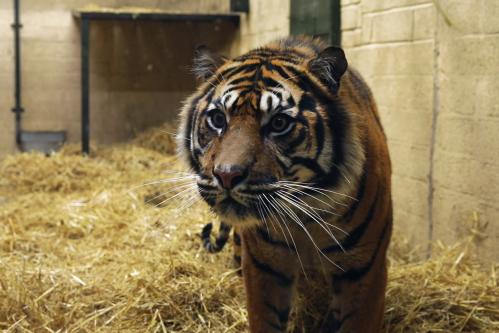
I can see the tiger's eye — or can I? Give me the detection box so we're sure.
[208,110,227,131]
[270,115,289,133]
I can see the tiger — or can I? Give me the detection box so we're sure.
[177,36,392,333]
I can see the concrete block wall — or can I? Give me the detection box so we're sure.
[236,0,290,53]
[342,0,499,262]
[0,0,235,158]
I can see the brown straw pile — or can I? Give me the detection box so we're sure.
[0,124,497,332]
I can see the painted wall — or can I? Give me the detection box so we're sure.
[341,0,499,262]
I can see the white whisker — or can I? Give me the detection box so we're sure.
[145,182,197,205]
[129,175,197,191]
[276,181,357,201]
[276,198,344,271]
[262,194,294,251]
[154,185,197,208]
[269,196,308,277]
[277,190,347,235]
[276,191,346,253]
[258,195,280,235]
[277,183,347,208]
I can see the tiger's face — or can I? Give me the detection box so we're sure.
[178,41,360,226]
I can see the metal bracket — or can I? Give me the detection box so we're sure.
[11,107,24,113]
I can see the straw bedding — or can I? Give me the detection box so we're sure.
[0,124,497,332]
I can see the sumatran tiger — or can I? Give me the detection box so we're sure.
[177,36,392,333]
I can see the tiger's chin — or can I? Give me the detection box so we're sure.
[208,196,261,228]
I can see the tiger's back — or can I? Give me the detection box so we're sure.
[179,36,392,332]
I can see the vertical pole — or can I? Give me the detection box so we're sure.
[81,18,90,155]
[12,0,24,147]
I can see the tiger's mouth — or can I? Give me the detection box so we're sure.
[218,195,252,217]
[197,183,270,222]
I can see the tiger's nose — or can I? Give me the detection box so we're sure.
[213,166,247,190]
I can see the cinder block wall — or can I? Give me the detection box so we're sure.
[342,0,499,262]
[236,0,290,53]
[0,0,235,158]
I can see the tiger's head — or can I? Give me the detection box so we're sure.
[177,37,365,227]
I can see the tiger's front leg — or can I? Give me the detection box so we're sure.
[320,219,392,333]
[241,228,297,333]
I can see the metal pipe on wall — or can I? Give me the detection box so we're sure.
[11,0,24,147]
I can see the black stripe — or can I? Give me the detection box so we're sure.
[326,101,348,171]
[341,171,367,222]
[218,63,259,80]
[314,110,325,158]
[261,76,282,89]
[322,310,355,332]
[187,87,216,173]
[270,89,283,101]
[264,319,285,331]
[333,217,391,282]
[199,191,216,206]
[201,222,232,253]
[197,183,217,191]
[233,254,241,265]
[238,187,277,195]
[266,95,273,111]
[298,93,316,112]
[283,65,331,101]
[228,76,255,86]
[266,62,293,81]
[233,231,241,246]
[284,126,307,154]
[269,56,300,64]
[192,148,203,166]
[307,111,348,188]
[222,84,253,96]
[275,155,291,174]
[256,227,296,250]
[290,157,325,175]
[183,102,199,172]
[264,301,290,324]
[248,251,293,287]
[322,182,378,253]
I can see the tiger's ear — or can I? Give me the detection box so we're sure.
[309,46,348,92]
[192,45,227,80]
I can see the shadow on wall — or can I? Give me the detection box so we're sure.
[87,20,237,144]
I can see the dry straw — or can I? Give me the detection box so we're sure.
[0,124,497,332]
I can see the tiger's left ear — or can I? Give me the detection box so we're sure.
[309,46,348,93]
[192,45,228,80]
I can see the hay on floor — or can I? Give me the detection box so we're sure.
[0,124,497,332]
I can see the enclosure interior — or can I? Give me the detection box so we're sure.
[85,19,236,143]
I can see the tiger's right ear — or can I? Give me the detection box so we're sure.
[192,45,227,80]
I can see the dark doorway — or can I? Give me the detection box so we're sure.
[290,0,341,46]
